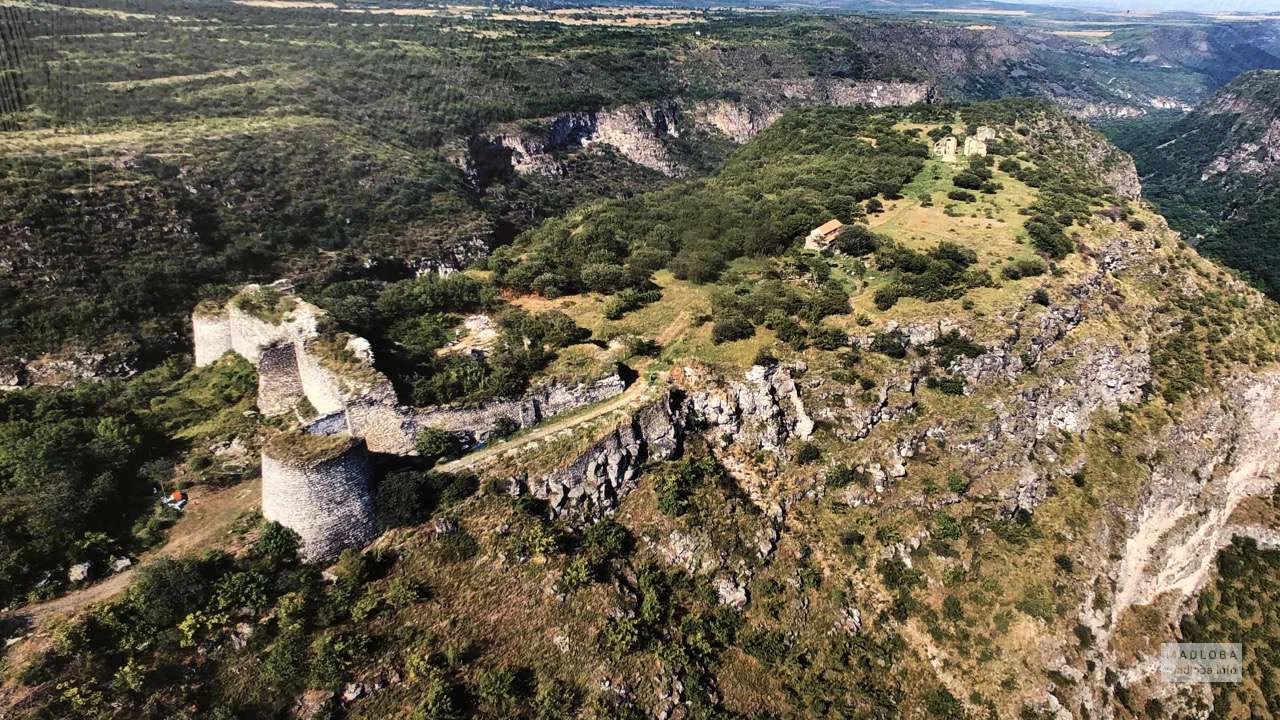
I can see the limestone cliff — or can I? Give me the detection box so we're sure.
[516,364,816,522]
[524,390,686,521]
[453,82,934,185]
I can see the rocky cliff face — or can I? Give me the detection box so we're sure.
[524,389,686,521]
[453,82,935,186]
[1116,69,1280,301]
[518,364,816,522]
[680,363,815,455]
[1198,73,1280,180]
[1068,370,1280,713]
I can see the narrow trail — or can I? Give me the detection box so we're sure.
[436,379,657,474]
[6,478,261,626]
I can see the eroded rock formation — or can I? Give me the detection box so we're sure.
[526,390,686,521]
[454,82,934,184]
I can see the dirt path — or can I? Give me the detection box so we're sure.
[436,380,657,474]
[7,478,261,626]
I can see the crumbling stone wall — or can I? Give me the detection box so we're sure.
[192,310,233,367]
[347,394,419,455]
[191,286,403,432]
[261,438,378,562]
[226,303,298,363]
[192,286,630,455]
[257,343,305,417]
[416,371,627,445]
[293,337,351,417]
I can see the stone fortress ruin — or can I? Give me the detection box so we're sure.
[932,125,996,162]
[193,282,628,561]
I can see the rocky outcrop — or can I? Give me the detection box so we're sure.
[0,351,137,389]
[1027,113,1142,199]
[455,82,935,185]
[455,103,682,183]
[261,433,379,563]
[524,390,685,521]
[1102,371,1280,629]
[595,101,683,175]
[681,363,815,454]
[1061,370,1280,716]
[518,363,816,522]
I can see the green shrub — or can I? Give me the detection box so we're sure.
[835,225,886,256]
[810,326,849,350]
[741,629,789,664]
[794,442,821,464]
[873,285,901,310]
[928,376,965,395]
[712,315,754,344]
[870,330,910,358]
[253,522,301,566]
[532,679,580,720]
[932,330,985,366]
[582,518,634,564]
[1001,258,1047,280]
[600,617,641,657]
[490,417,520,441]
[415,428,464,467]
[1025,215,1073,257]
[825,464,866,488]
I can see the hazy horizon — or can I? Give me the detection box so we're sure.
[999,0,1280,14]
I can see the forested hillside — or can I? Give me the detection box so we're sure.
[1108,70,1280,299]
[3,0,1279,381]
[10,96,1274,720]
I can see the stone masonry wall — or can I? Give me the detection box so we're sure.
[193,310,233,367]
[346,399,417,455]
[415,370,627,445]
[293,337,350,417]
[192,286,629,456]
[257,343,305,417]
[261,439,379,563]
[226,303,295,363]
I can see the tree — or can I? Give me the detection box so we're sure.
[415,428,464,467]
[376,471,427,529]
[254,522,301,565]
[127,557,212,629]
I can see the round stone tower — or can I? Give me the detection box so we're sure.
[261,431,378,563]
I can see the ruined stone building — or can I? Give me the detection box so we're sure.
[192,282,630,561]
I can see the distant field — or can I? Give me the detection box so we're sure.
[1050,30,1114,38]
[232,0,711,25]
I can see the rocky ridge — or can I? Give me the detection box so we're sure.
[451,82,934,186]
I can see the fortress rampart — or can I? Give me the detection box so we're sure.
[261,433,379,562]
[192,282,629,561]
